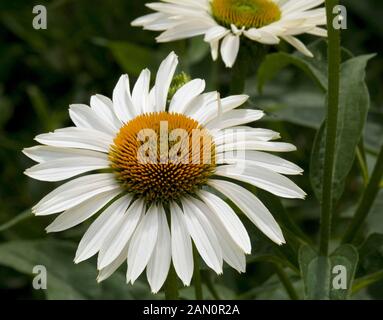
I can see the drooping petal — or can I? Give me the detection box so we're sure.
[46,189,121,233]
[220,34,240,68]
[33,173,120,216]
[215,164,306,199]
[98,199,145,269]
[127,205,159,284]
[146,206,171,293]
[74,195,133,263]
[209,179,285,245]
[182,198,223,274]
[169,79,205,114]
[170,202,193,286]
[198,190,251,253]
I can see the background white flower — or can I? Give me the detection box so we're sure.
[132,0,327,67]
[23,52,305,294]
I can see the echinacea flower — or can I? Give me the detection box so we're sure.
[23,52,305,293]
[132,0,327,67]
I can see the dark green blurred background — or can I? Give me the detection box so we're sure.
[0,0,382,299]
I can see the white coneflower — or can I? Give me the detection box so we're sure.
[23,52,305,293]
[132,0,327,67]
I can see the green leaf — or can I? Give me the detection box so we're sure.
[299,244,358,300]
[257,40,329,93]
[330,245,359,300]
[299,245,331,299]
[358,233,383,275]
[310,54,374,203]
[0,240,152,299]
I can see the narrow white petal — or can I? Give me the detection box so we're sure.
[35,127,113,153]
[169,79,205,114]
[156,20,213,42]
[209,179,285,245]
[281,35,314,57]
[182,198,223,274]
[215,164,306,199]
[198,190,251,253]
[69,104,116,136]
[24,157,109,182]
[192,94,249,125]
[204,25,229,42]
[220,34,240,68]
[216,140,297,153]
[154,52,178,112]
[97,244,128,283]
[75,195,132,263]
[206,109,264,130]
[217,150,303,175]
[23,146,108,163]
[127,205,159,283]
[132,69,151,114]
[170,202,193,286]
[90,94,122,132]
[33,173,119,216]
[98,199,145,269]
[192,199,246,273]
[112,74,136,122]
[46,189,121,233]
[147,206,171,293]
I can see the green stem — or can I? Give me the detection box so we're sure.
[319,0,341,257]
[352,270,383,294]
[192,245,203,300]
[356,144,369,186]
[202,271,221,300]
[342,145,383,243]
[274,264,299,300]
[0,210,32,232]
[164,265,179,300]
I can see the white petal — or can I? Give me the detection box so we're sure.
[156,19,214,42]
[23,146,108,163]
[281,35,314,57]
[220,34,240,68]
[244,28,280,44]
[24,157,109,182]
[33,173,119,216]
[192,94,249,125]
[169,79,205,114]
[209,179,285,245]
[46,189,121,233]
[90,94,122,132]
[215,164,306,199]
[206,109,264,130]
[69,104,116,136]
[75,195,133,263]
[146,206,171,293]
[35,127,113,153]
[192,198,246,273]
[204,25,229,42]
[97,244,128,282]
[170,202,193,286]
[127,205,159,283]
[182,198,223,274]
[210,40,219,61]
[112,74,136,122]
[198,190,251,253]
[217,150,303,175]
[154,52,178,112]
[132,69,151,114]
[216,140,297,153]
[97,199,145,269]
